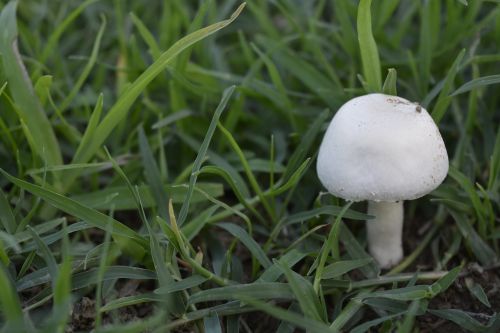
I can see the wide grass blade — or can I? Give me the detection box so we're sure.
[188,282,294,305]
[357,0,382,92]
[322,258,374,280]
[0,2,62,166]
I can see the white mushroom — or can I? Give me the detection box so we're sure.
[316,93,449,268]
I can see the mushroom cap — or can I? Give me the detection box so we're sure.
[317,93,449,202]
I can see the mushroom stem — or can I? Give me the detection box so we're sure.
[367,201,404,269]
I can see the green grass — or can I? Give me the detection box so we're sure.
[0,0,499,332]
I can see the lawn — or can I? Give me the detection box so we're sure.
[0,0,499,332]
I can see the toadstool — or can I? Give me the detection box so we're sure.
[316,93,449,268]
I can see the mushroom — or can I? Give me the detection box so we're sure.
[316,93,449,268]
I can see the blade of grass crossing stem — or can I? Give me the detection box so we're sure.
[431,49,466,123]
[139,126,169,220]
[0,169,147,260]
[236,297,334,333]
[58,16,106,111]
[313,202,353,293]
[357,0,382,93]
[0,2,62,166]
[277,260,324,322]
[382,68,397,95]
[71,5,245,170]
[177,85,236,226]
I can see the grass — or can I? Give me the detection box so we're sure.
[0,0,499,332]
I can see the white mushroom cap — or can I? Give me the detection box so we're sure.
[317,93,449,202]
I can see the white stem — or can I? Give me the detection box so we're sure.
[367,201,404,269]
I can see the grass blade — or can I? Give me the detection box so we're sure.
[277,260,324,322]
[0,2,62,166]
[0,266,25,332]
[357,0,382,92]
[138,126,169,220]
[188,282,294,305]
[178,85,236,225]
[431,49,465,123]
[0,188,16,233]
[217,223,272,268]
[451,74,500,96]
[322,258,374,280]
[382,68,397,95]
[204,314,223,333]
